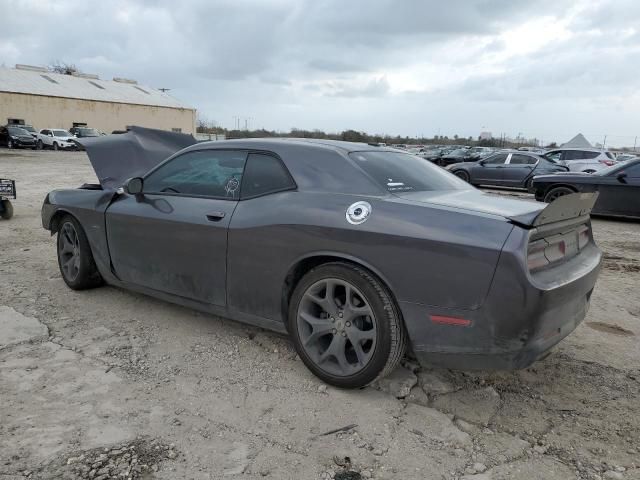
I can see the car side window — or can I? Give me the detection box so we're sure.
[240,153,295,199]
[580,151,600,160]
[509,154,537,165]
[623,164,640,178]
[483,153,508,164]
[144,150,247,199]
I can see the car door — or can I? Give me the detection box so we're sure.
[469,153,508,185]
[502,153,537,187]
[597,163,640,217]
[105,149,247,306]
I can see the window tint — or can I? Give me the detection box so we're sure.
[544,151,562,162]
[483,153,508,164]
[349,151,470,193]
[509,154,537,165]
[240,153,295,198]
[144,150,247,199]
[606,152,615,160]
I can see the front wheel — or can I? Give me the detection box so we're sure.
[288,262,406,389]
[0,199,13,219]
[7,140,13,149]
[56,215,103,289]
[544,186,575,203]
[52,142,58,151]
[37,140,43,150]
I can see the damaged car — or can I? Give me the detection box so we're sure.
[42,127,602,388]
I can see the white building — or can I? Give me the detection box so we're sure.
[0,64,196,134]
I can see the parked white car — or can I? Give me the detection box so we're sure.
[543,148,616,173]
[36,129,77,150]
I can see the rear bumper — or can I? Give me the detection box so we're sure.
[400,229,602,370]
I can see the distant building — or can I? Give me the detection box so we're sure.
[0,64,195,134]
[480,131,492,140]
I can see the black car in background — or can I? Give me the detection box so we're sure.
[532,158,640,219]
[0,126,37,149]
[69,127,101,138]
[446,150,568,189]
[438,148,475,166]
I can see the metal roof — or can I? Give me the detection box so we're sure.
[0,66,193,110]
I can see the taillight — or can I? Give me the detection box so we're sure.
[577,225,590,249]
[599,160,615,166]
[528,225,591,272]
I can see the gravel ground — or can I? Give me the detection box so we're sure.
[1,150,639,480]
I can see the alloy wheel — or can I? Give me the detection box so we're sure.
[296,278,377,377]
[59,222,81,281]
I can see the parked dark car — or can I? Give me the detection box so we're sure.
[438,148,477,167]
[447,151,568,189]
[11,124,38,138]
[532,158,640,219]
[69,127,101,138]
[0,126,37,149]
[41,128,602,388]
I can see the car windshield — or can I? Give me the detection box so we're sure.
[349,151,471,193]
[52,130,71,137]
[20,125,36,132]
[449,149,468,156]
[78,128,99,136]
[8,127,29,136]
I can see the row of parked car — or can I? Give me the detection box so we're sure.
[0,124,102,150]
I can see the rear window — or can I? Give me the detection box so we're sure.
[349,151,470,193]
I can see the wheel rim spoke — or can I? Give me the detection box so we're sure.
[297,277,377,377]
[59,223,80,281]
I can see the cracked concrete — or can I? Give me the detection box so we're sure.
[1,150,639,479]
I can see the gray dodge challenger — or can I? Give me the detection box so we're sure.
[42,127,602,388]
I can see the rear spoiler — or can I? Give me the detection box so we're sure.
[508,192,599,228]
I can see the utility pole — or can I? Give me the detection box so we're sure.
[634,136,637,152]
[603,135,607,149]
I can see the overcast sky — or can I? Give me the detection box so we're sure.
[1,0,639,146]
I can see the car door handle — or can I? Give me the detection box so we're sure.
[206,211,226,221]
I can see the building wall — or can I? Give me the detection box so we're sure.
[0,92,196,134]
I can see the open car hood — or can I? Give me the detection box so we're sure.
[75,126,196,189]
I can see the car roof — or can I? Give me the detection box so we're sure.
[193,137,401,154]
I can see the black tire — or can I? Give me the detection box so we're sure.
[53,142,58,151]
[544,186,575,203]
[37,140,43,150]
[7,139,13,149]
[0,199,13,219]
[453,169,470,182]
[56,215,103,290]
[288,262,406,389]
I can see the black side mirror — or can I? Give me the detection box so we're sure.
[479,160,486,166]
[124,177,144,195]
[617,173,627,183]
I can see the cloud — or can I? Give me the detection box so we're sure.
[0,0,638,145]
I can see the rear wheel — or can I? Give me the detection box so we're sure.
[544,186,575,203]
[453,170,470,182]
[56,215,103,289]
[7,140,13,149]
[288,262,406,389]
[0,200,13,219]
[525,177,534,190]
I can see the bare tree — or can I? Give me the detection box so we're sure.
[48,61,80,75]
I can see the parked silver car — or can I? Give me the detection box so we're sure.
[544,148,616,173]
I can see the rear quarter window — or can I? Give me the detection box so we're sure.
[349,151,469,193]
[240,153,295,198]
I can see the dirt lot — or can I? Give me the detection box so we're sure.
[1,150,639,480]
